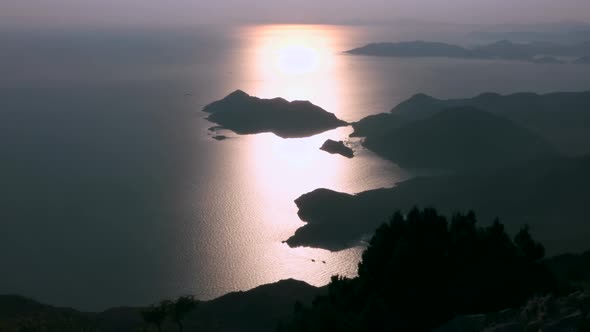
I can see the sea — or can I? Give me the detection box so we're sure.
[1,23,590,310]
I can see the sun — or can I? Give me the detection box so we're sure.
[274,44,321,75]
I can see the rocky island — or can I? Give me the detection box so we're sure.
[203,90,348,138]
[319,139,354,158]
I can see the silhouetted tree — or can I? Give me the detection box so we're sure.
[141,301,168,332]
[168,296,198,332]
[515,225,545,261]
[279,207,559,332]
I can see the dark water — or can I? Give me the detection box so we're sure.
[1,24,589,310]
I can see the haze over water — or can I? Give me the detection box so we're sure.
[2,23,590,310]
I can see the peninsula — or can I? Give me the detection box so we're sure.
[352,90,590,156]
[285,155,590,253]
[361,106,555,170]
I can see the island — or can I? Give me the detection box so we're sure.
[212,135,228,141]
[346,40,590,62]
[346,41,472,58]
[285,155,590,253]
[361,106,556,171]
[202,90,348,138]
[319,139,354,158]
[352,90,590,156]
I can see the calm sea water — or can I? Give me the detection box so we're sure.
[1,24,590,310]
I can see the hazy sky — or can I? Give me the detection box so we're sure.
[2,0,590,27]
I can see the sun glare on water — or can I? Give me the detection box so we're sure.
[274,44,321,75]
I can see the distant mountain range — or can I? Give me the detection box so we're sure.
[346,40,590,63]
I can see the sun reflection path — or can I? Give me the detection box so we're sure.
[221,25,381,289]
[239,25,360,244]
[242,129,365,285]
